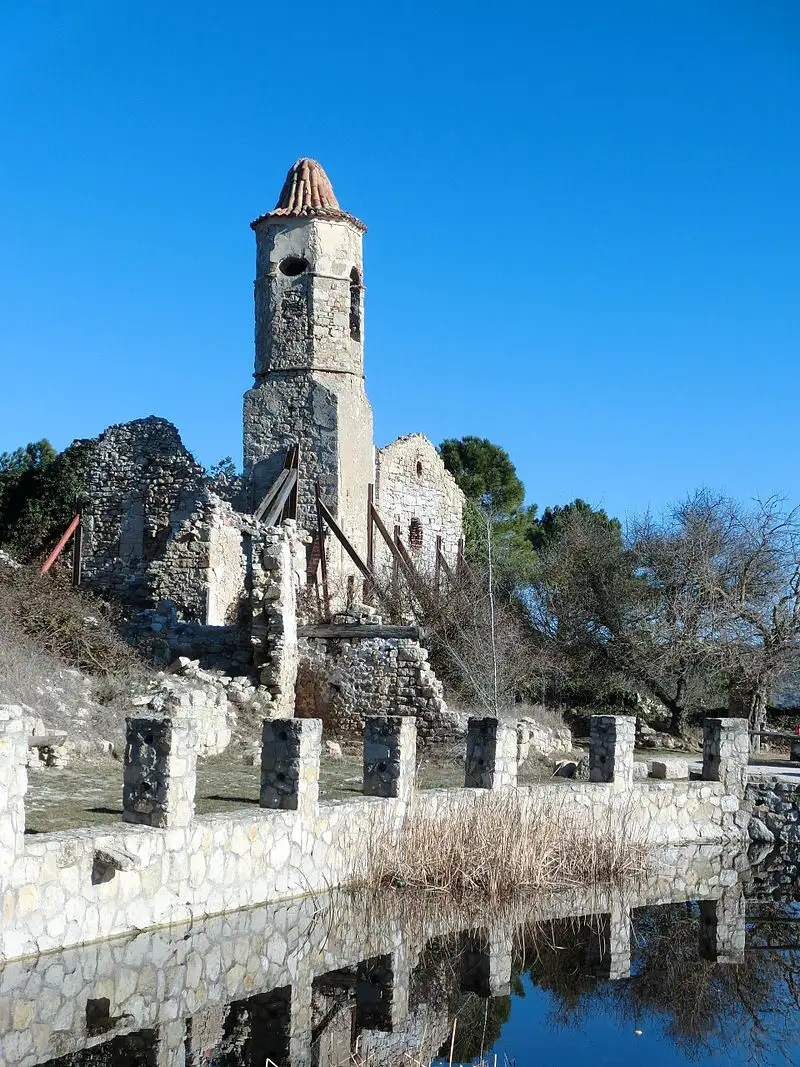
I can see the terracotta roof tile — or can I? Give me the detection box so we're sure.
[251,158,367,232]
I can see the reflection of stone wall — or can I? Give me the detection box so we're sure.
[0,845,749,1067]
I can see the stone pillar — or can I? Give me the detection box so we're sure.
[587,900,631,981]
[288,972,314,1067]
[260,718,321,815]
[699,884,746,964]
[464,717,517,790]
[155,1020,187,1067]
[123,715,198,829]
[589,715,635,788]
[0,707,27,881]
[250,523,305,718]
[703,717,749,795]
[460,928,514,997]
[363,716,417,801]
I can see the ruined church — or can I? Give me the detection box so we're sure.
[77,159,464,633]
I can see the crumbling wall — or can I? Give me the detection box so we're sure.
[148,495,248,624]
[244,374,339,525]
[250,521,307,717]
[296,628,460,744]
[374,434,463,577]
[82,418,206,606]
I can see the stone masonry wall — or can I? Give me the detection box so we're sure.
[745,780,800,845]
[82,418,206,607]
[244,373,339,524]
[374,434,464,578]
[250,522,307,717]
[148,495,249,624]
[0,709,747,963]
[296,633,461,743]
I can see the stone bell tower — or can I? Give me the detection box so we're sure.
[243,158,374,585]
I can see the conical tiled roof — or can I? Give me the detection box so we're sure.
[251,158,366,232]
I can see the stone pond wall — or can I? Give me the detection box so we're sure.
[745,779,800,845]
[0,842,747,1067]
[0,710,750,963]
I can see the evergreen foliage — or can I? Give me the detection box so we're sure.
[0,438,94,563]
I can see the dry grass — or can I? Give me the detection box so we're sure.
[0,565,143,676]
[0,562,153,744]
[365,792,648,903]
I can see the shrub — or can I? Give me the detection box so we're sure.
[366,791,648,903]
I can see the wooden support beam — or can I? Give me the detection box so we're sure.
[41,514,80,576]
[71,515,83,587]
[315,483,330,616]
[284,442,300,522]
[262,469,297,526]
[437,543,454,583]
[254,469,291,522]
[369,503,408,577]
[298,624,422,640]
[366,484,375,572]
[317,495,373,581]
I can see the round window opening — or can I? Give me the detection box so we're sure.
[416,460,423,477]
[279,256,309,277]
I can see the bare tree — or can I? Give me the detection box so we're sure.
[710,496,800,748]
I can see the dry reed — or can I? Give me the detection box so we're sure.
[366,792,649,903]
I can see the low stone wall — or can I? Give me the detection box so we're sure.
[296,632,460,743]
[745,780,800,845]
[0,711,749,963]
[0,843,747,1067]
[127,602,251,671]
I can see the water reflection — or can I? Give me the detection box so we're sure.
[0,844,797,1067]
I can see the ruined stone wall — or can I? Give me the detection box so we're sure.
[296,634,462,743]
[82,418,206,607]
[250,522,307,717]
[127,605,251,671]
[374,434,463,577]
[147,495,248,624]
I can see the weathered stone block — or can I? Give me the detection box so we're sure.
[702,718,748,796]
[122,715,198,829]
[589,715,635,788]
[260,718,321,814]
[464,718,517,790]
[649,759,689,780]
[363,716,416,801]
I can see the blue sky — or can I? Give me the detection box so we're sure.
[1,1,799,521]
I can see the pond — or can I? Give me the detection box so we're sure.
[0,844,797,1067]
